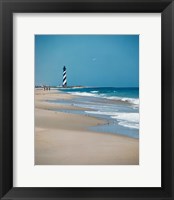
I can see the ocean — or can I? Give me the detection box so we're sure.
[52,87,139,138]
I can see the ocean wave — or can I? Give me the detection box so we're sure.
[85,111,118,116]
[86,110,139,130]
[85,111,139,129]
[91,91,98,93]
[122,98,139,105]
[118,121,139,129]
[106,96,139,105]
[68,91,139,106]
[68,92,99,97]
[111,112,139,129]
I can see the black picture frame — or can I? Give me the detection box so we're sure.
[0,0,174,199]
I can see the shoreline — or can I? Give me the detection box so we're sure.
[35,89,139,165]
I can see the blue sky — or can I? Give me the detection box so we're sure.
[35,35,139,87]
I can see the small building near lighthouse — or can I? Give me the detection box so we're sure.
[62,66,67,87]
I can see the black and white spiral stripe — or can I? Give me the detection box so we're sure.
[63,66,67,87]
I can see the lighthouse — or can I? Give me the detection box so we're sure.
[62,66,67,87]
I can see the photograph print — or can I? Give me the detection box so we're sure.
[35,35,139,165]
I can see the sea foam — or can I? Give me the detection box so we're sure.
[106,96,139,106]
[68,91,139,107]
[68,92,99,97]
[85,111,118,116]
[111,112,139,129]
[86,110,139,130]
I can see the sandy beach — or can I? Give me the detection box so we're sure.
[35,89,139,165]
